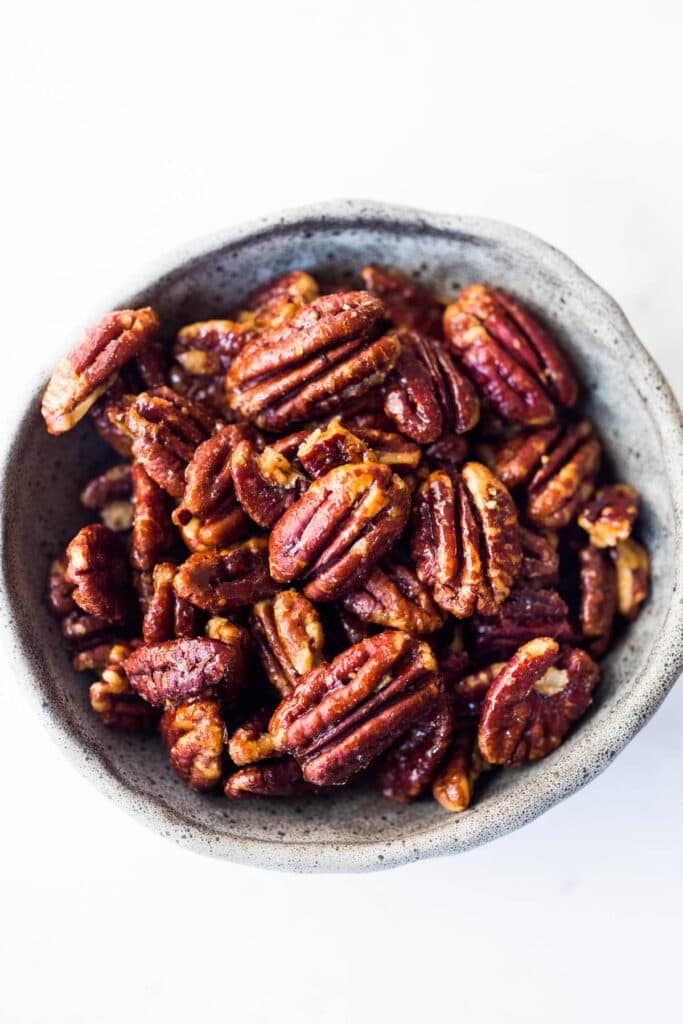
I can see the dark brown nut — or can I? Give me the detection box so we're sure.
[518,526,560,589]
[444,285,577,426]
[578,484,639,548]
[160,696,224,791]
[134,339,168,389]
[125,636,245,707]
[269,462,411,602]
[340,403,396,433]
[411,463,521,618]
[224,758,315,799]
[612,538,649,621]
[360,265,445,338]
[60,609,118,648]
[341,557,446,634]
[495,421,601,529]
[432,732,488,812]
[167,361,233,421]
[478,637,599,765]
[226,292,398,430]
[377,692,453,803]
[471,588,571,659]
[231,441,308,529]
[131,464,173,572]
[579,545,617,656]
[41,307,159,434]
[174,537,277,613]
[65,524,131,621]
[424,433,470,472]
[90,657,159,731]
[228,708,277,765]
[334,607,372,647]
[80,463,133,510]
[296,420,374,478]
[250,590,325,697]
[125,386,216,497]
[47,552,76,617]
[437,629,470,689]
[270,631,441,786]
[450,663,507,729]
[383,328,480,443]
[174,319,255,375]
[142,562,197,643]
[237,271,320,330]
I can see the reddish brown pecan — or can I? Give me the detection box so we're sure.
[160,696,225,791]
[612,538,649,621]
[450,663,506,729]
[142,562,197,643]
[60,608,119,649]
[432,732,488,812]
[437,629,470,688]
[174,319,255,376]
[65,524,131,621]
[518,526,560,589]
[580,545,617,655]
[90,385,135,457]
[424,433,470,472]
[411,462,521,617]
[270,631,441,786]
[226,292,398,430]
[167,361,232,421]
[80,464,133,514]
[131,463,173,572]
[269,462,410,602]
[478,637,599,765]
[42,307,159,434]
[349,427,422,476]
[125,386,215,497]
[340,557,445,634]
[231,441,308,529]
[333,607,372,647]
[47,552,76,617]
[471,588,571,659]
[444,285,577,426]
[377,692,453,802]
[174,536,277,613]
[125,635,245,708]
[578,484,638,548]
[237,271,319,330]
[383,328,479,443]
[224,758,315,799]
[228,708,277,765]
[360,265,445,338]
[296,420,374,478]
[250,590,325,697]
[90,651,160,731]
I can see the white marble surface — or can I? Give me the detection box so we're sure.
[2,3,682,1021]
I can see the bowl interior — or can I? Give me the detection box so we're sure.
[3,206,682,871]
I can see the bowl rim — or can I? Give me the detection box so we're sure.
[3,198,683,873]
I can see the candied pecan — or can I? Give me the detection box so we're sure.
[142,562,197,643]
[377,692,453,803]
[450,662,506,729]
[612,539,649,620]
[297,420,374,478]
[90,379,134,457]
[134,339,167,389]
[231,441,308,529]
[432,732,488,812]
[334,607,372,647]
[349,426,422,475]
[131,464,173,571]
[125,386,215,497]
[42,307,159,434]
[80,463,133,509]
[167,361,232,420]
[270,631,441,786]
[360,265,445,338]
[437,629,470,688]
[269,462,410,602]
[424,433,470,472]
[47,552,76,617]
[237,271,319,330]
[61,608,118,648]
[383,328,479,443]
[174,319,255,375]
[226,292,398,430]
[174,537,277,613]
[518,525,560,589]
[160,696,224,791]
[579,545,617,655]
[65,524,131,621]
[125,636,245,707]
[228,708,277,765]
[470,588,571,659]
[250,590,324,697]
[90,655,159,731]
[411,462,521,617]
[578,484,638,548]
[341,557,445,634]
[478,637,599,765]
[73,639,131,673]
[224,758,315,799]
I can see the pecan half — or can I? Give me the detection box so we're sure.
[47,552,76,617]
[125,636,245,707]
[90,653,159,731]
[478,637,599,765]
[250,590,325,697]
[411,462,521,617]
[578,484,638,548]
[471,588,571,659]
[131,463,173,572]
[226,292,398,430]
[174,319,255,375]
[360,265,445,338]
[432,732,488,812]
[377,692,453,802]
[174,537,277,613]
[269,462,410,601]
[296,420,374,478]
[612,538,649,620]
[341,557,445,634]
[579,545,617,655]
[42,307,159,434]
[270,631,440,786]
[65,524,131,621]
[231,441,308,528]
[224,758,314,799]
[142,562,197,643]
[228,707,277,765]
[160,696,225,791]
[237,271,319,330]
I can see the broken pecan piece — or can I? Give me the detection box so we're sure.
[237,271,319,330]
[432,732,488,812]
[478,637,599,765]
[578,484,638,548]
[65,524,131,621]
[518,525,560,589]
[90,650,159,731]
[224,758,314,799]
[142,562,197,643]
[450,662,506,729]
[131,463,173,572]
[231,440,308,529]
[360,265,445,338]
[125,635,245,707]
[377,692,453,803]
[47,552,76,617]
[228,707,277,765]
[579,545,617,655]
[80,464,133,525]
[160,696,225,791]
[471,588,571,659]
[174,319,255,375]
[296,420,374,478]
[341,557,445,634]
[612,538,649,620]
[250,590,325,697]
[174,536,277,613]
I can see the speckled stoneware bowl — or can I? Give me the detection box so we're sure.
[2,200,683,872]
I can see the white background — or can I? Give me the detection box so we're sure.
[2,3,682,1021]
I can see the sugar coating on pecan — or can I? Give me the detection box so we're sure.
[42,307,159,434]
[231,440,308,529]
[65,524,131,621]
[471,588,571,659]
[360,265,445,338]
[612,538,649,621]
[250,590,325,697]
[142,562,197,643]
[432,732,488,812]
[224,758,314,799]
[160,696,224,791]
[578,484,638,548]
[174,319,255,376]
[341,557,445,634]
[238,271,319,330]
[478,637,599,765]
[377,692,453,803]
[579,545,617,655]
[174,537,277,613]
[269,461,411,602]
[131,463,173,572]
[125,636,244,707]
[228,707,277,766]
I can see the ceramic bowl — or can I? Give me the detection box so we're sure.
[2,200,683,872]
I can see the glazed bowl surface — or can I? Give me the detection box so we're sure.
[3,199,682,872]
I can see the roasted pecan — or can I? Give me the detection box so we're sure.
[349,427,422,476]
[125,635,245,707]
[296,420,374,478]
[579,545,617,655]
[174,536,277,613]
[270,631,440,786]
[377,692,453,803]
[90,654,159,731]
[360,265,445,338]
[478,637,599,765]
[174,319,255,375]
[228,707,277,765]
[612,539,649,620]
[333,607,372,647]
[125,386,215,497]
[80,463,133,510]
[142,562,197,643]
[237,271,319,330]
[226,292,398,430]
[250,590,325,697]
[167,361,232,421]
[424,433,470,472]
[432,732,488,812]
[90,378,135,457]
[65,524,131,621]
[231,441,308,529]
[224,758,314,799]
[450,663,506,729]
[73,639,132,673]
[383,328,479,443]
[578,484,638,548]
[160,696,225,791]
[269,462,410,601]
[47,552,76,617]
[341,557,445,634]
[41,307,159,434]
[470,588,571,659]
[60,608,118,649]
[411,462,521,617]
[518,525,560,589]
[131,463,173,571]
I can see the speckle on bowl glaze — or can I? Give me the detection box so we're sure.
[2,200,683,872]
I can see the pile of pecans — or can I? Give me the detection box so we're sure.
[41,267,650,810]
